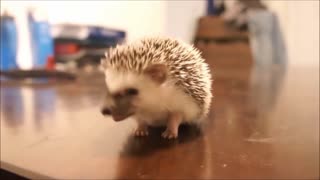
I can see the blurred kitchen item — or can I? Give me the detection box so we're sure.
[51,24,126,43]
[194,16,253,69]
[207,0,225,16]
[222,0,266,31]
[194,16,249,44]
[27,7,54,69]
[0,10,18,71]
[0,69,76,81]
[52,24,126,70]
[247,10,287,67]
[28,8,53,69]
[45,55,55,70]
[194,16,253,96]
[201,0,286,67]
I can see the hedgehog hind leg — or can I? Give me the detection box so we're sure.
[161,112,183,139]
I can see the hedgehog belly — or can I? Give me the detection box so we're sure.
[134,84,202,126]
[135,110,169,127]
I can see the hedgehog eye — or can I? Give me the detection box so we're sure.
[113,92,122,99]
[126,88,139,96]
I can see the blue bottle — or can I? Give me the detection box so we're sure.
[0,11,18,71]
[207,0,216,15]
[28,8,54,69]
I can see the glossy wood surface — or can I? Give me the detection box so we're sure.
[0,64,319,179]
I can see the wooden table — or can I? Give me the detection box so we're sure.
[0,65,319,179]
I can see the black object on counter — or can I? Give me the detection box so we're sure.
[0,70,76,80]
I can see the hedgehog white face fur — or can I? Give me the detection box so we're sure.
[102,64,200,125]
[101,37,212,138]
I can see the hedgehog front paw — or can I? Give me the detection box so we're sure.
[135,129,149,136]
[161,129,178,139]
[134,126,149,137]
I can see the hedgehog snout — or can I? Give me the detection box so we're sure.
[101,107,112,116]
[101,100,136,121]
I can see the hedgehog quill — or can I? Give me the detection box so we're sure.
[100,37,212,139]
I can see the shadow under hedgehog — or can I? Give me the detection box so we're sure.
[100,37,212,139]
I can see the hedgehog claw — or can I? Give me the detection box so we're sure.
[134,127,149,137]
[161,129,178,139]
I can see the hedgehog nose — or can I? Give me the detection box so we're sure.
[101,108,111,116]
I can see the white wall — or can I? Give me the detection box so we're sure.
[165,0,206,43]
[263,0,319,67]
[1,0,167,41]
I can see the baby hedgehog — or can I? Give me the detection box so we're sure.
[101,37,212,139]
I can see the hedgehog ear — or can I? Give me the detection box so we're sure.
[144,64,167,84]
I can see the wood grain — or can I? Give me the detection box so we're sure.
[1,63,319,179]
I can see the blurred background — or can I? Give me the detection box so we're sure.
[1,1,319,179]
[0,0,319,73]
